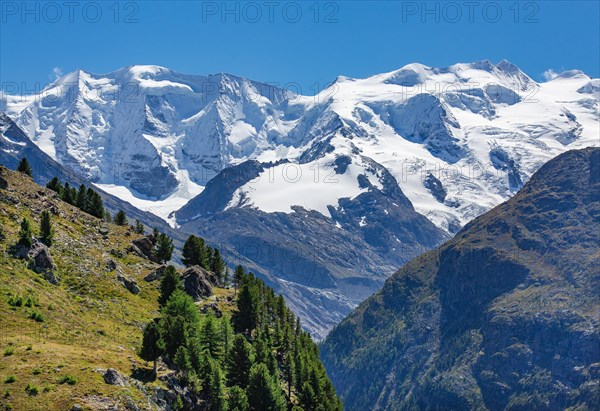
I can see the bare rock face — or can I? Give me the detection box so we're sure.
[116,271,141,295]
[182,266,214,301]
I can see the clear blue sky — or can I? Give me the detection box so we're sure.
[1,1,599,94]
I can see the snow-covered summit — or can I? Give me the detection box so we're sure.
[3,61,599,233]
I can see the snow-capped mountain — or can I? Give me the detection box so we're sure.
[3,60,599,338]
[3,61,598,232]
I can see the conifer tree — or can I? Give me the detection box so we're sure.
[227,386,249,411]
[201,315,224,360]
[233,265,245,295]
[158,265,181,307]
[211,248,226,284]
[89,191,104,218]
[159,290,201,357]
[39,210,54,247]
[209,363,226,411]
[135,219,144,234]
[114,210,128,226]
[154,232,174,264]
[246,363,286,411]
[174,345,192,373]
[17,158,32,177]
[18,217,33,247]
[76,184,87,210]
[182,235,202,267]
[62,182,74,204]
[46,177,63,194]
[140,320,163,379]
[226,335,254,388]
[233,282,258,333]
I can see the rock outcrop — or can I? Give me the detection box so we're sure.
[116,272,141,295]
[144,264,167,282]
[103,368,128,387]
[181,266,214,301]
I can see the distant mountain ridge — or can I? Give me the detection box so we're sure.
[320,147,600,410]
[3,60,599,338]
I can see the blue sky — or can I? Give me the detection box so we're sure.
[1,1,599,94]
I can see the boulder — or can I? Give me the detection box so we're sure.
[103,368,128,386]
[0,175,7,190]
[182,266,214,301]
[144,264,167,282]
[20,239,59,284]
[128,236,158,262]
[117,272,141,295]
[105,259,117,272]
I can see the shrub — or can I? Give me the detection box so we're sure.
[24,383,38,396]
[7,296,23,307]
[3,347,14,357]
[32,368,42,375]
[29,311,44,322]
[4,376,15,384]
[58,375,77,385]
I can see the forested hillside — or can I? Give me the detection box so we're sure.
[0,162,340,410]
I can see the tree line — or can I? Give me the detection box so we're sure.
[46,177,105,219]
[140,265,342,411]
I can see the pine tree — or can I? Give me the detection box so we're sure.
[39,210,54,247]
[209,363,226,411]
[226,335,254,388]
[282,352,295,399]
[233,265,245,294]
[18,218,33,247]
[154,232,174,264]
[135,220,144,234]
[159,290,201,357]
[76,184,87,211]
[211,249,226,285]
[62,182,74,204]
[46,177,63,195]
[220,316,235,357]
[89,191,104,218]
[201,315,224,360]
[17,158,32,177]
[174,345,192,373]
[140,320,163,379]
[182,235,202,267]
[227,386,249,411]
[113,210,128,226]
[104,210,112,223]
[158,265,181,307]
[233,283,258,333]
[299,381,317,411]
[246,363,286,411]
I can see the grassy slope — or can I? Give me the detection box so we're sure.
[0,166,235,410]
